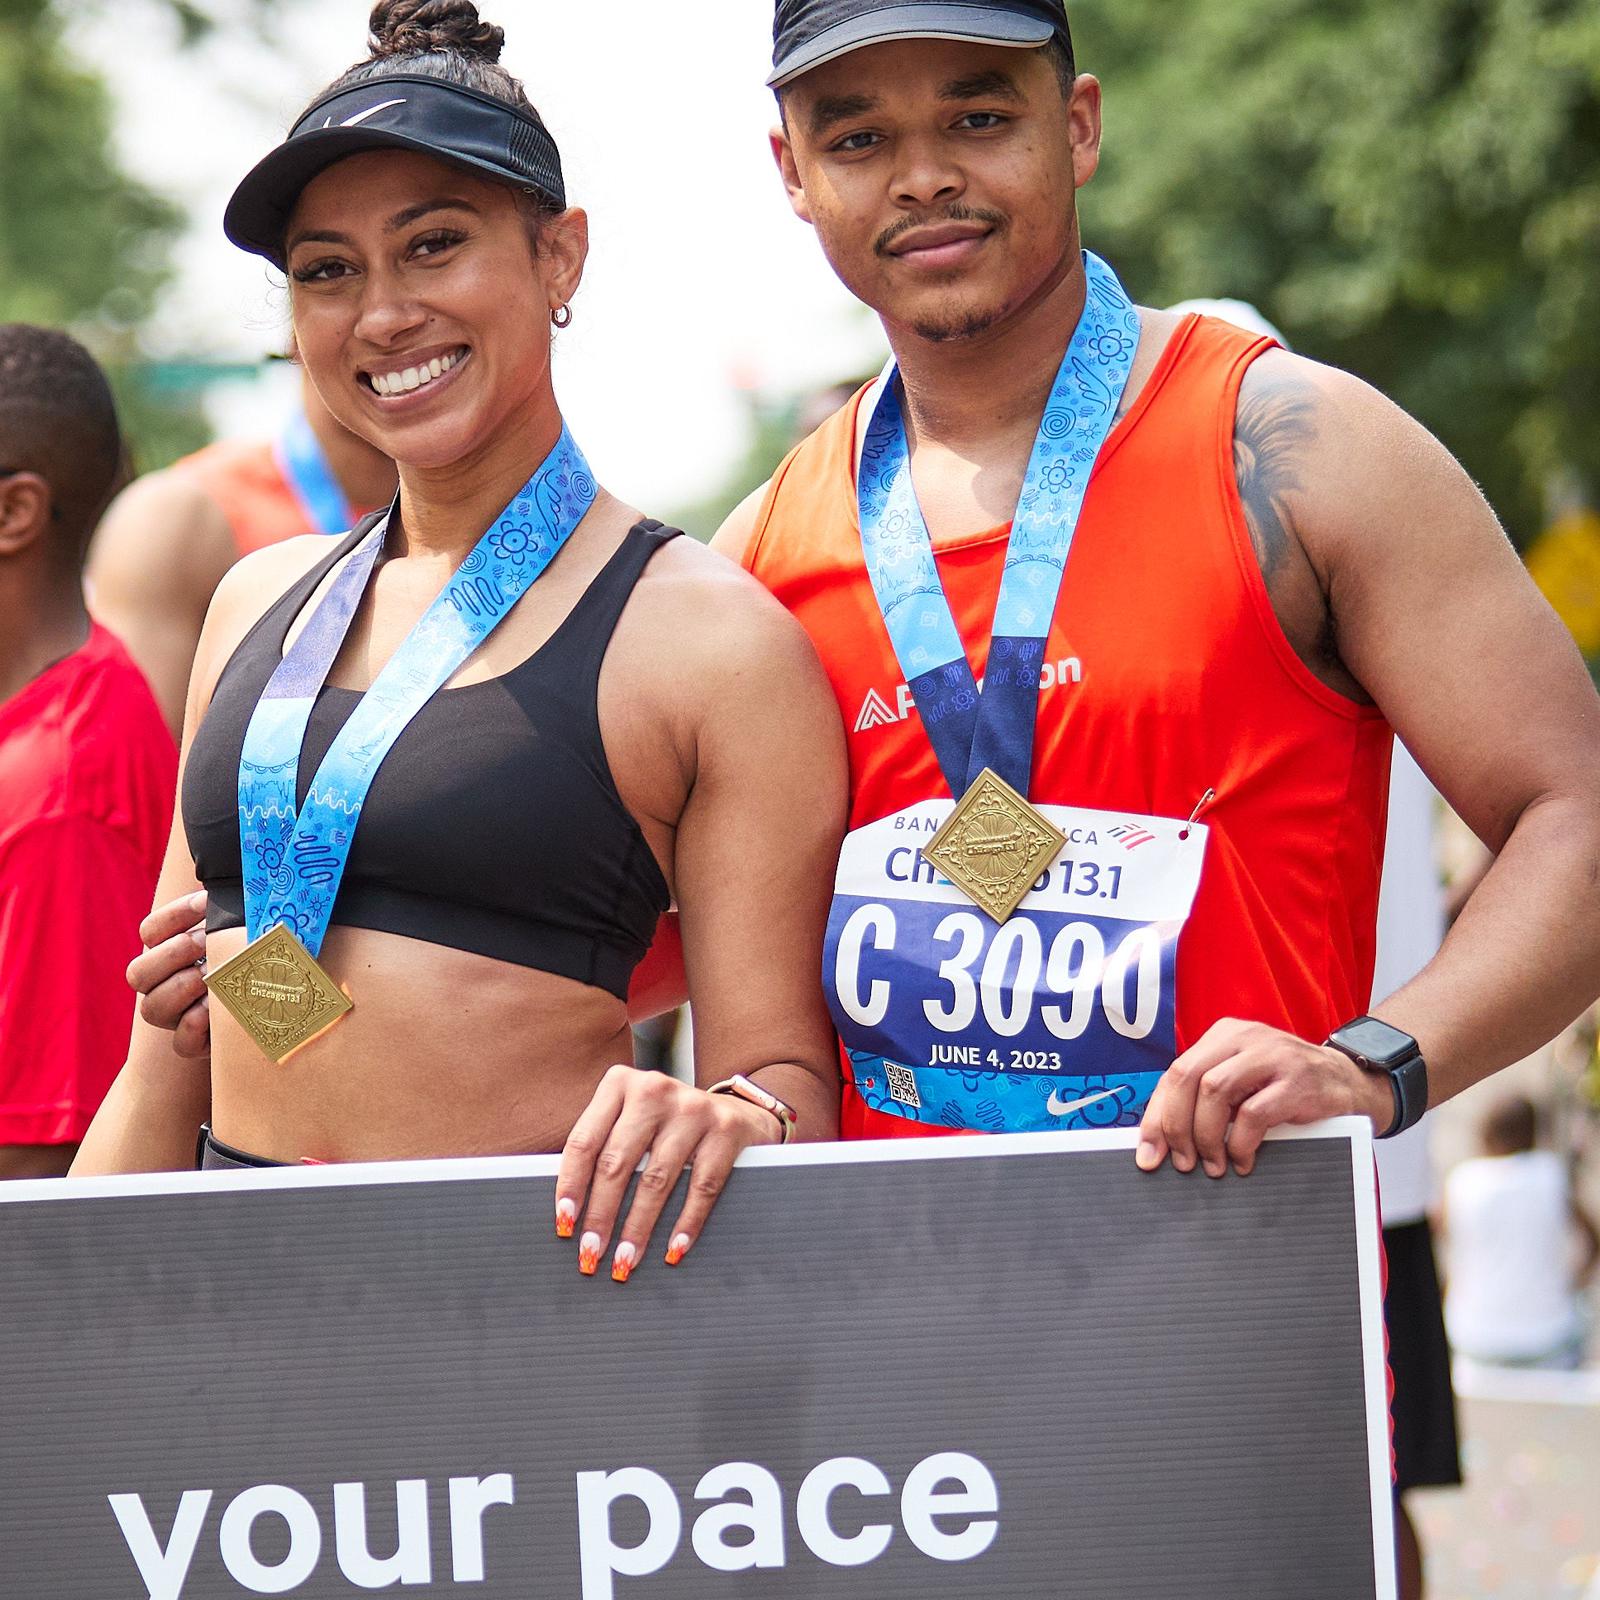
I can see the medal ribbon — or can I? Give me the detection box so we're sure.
[238,426,597,953]
[856,252,1139,799]
[274,406,357,536]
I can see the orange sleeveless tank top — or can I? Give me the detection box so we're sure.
[747,315,1393,1141]
[169,438,321,557]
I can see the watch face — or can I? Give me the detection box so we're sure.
[1335,1015,1418,1068]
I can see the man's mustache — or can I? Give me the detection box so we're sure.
[874,206,1009,257]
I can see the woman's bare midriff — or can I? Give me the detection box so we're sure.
[206,923,634,1162]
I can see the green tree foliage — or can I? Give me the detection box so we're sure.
[0,0,180,328]
[0,1,280,467]
[0,0,210,466]
[1071,0,1600,544]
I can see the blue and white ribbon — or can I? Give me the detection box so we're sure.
[274,406,356,536]
[239,427,597,954]
[856,252,1139,798]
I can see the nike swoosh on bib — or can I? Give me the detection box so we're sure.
[1046,1087,1124,1119]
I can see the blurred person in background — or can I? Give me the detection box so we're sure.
[0,325,175,1179]
[74,1,847,1286]
[1442,1095,1599,1371]
[89,368,395,735]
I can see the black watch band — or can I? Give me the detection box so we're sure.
[1323,1015,1428,1139]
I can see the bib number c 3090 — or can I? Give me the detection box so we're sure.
[824,801,1208,1132]
[836,905,1163,1045]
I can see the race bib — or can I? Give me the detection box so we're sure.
[825,802,1208,1132]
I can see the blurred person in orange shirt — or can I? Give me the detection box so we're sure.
[0,325,175,1178]
[89,368,395,735]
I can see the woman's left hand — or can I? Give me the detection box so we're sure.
[554,1064,781,1281]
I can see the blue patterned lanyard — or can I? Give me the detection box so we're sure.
[274,406,356,536]
[238,427,597,953]
[856,252,1139,799]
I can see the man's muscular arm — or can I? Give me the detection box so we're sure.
[1142,349,1600,1176]
[1232,364,1311,586]
[88,471,238,736]
[1231,358,1364,700]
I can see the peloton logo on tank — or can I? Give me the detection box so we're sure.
[108,1449,1000,1598]
[855,659,1083,735]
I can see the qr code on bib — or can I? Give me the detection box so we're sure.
[886,1062,922,1109]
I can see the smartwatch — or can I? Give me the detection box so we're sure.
[1323,1016,1428,1139]
[707,1074,797,1144]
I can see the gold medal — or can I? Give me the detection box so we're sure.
[204,924,352,1064]
[924,768,1068,924]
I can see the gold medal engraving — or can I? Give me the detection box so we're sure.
[924,768,1068,924]
[204,924,352,1064]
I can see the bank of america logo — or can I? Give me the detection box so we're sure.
[1107,822,1157,851]
[854,688,902,733]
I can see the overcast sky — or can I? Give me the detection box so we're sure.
[73,0,886,516]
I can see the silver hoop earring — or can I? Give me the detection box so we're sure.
[551,304,572,329]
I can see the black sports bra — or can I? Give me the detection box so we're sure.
[183,518,680,999]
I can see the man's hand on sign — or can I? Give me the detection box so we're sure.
[1135,1018,1394,1178]
[554,1064,784,1282]
[127,890,213,1059]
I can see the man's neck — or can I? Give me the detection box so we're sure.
[887,254,1088,459]
[0,570,91,709]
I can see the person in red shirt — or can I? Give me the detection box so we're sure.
[0,324,176,1178]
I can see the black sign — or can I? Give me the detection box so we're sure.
[0,1127,1394,1598]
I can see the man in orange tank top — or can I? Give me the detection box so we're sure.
[88,371,394,734]
[698,0,1600,1181]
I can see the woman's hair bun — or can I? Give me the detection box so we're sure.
[367,0,505,64]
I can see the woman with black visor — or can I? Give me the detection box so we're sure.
[74,0,848,1283]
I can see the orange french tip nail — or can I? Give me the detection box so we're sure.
[578,1248,600,1276]
[665,1245,686,1267]
[555,1217,574,1239]
[611,1258,633,1283]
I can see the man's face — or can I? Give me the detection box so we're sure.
[773,38,1101,344]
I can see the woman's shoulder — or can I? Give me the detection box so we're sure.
[615,518,839,730]
[630,523,819,661]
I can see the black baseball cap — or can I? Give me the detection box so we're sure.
[225,74,565,269]
[770,0,1072,88]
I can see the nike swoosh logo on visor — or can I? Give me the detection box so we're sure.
[333,99,408,129]
[1046,1087,1124,1119]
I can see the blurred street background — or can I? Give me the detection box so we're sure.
[1415,1020,1600,1599]
[4,2,1599,1592]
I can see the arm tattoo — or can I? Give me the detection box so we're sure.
[1232,369,1317,583]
